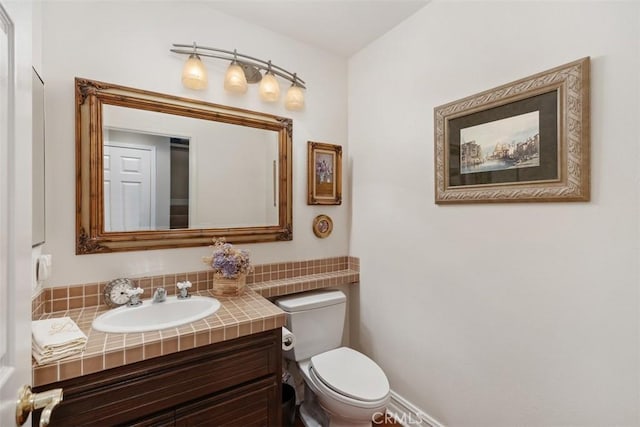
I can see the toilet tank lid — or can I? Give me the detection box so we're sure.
[276,290,346,312]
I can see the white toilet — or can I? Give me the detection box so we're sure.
[276,290,390,427]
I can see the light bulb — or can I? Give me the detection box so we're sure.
[181,54,207,90]
[285,85,305,111]
[224,62,248,94]
[259,72,280,102]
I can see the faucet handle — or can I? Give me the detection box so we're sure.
[177,281,192,299]
[125,287,143,306]
[177,281,192,290]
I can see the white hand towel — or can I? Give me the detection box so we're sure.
[32,342,85,365]
[32,317,87,364]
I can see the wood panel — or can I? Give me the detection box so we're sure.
[128,410,175,427]
[175,377,278,427]
[33,329,281,427]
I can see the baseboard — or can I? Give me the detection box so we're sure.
[385,390,445,427]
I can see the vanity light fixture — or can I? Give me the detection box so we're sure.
[171,42,306,111]
[181,46,208,90]
[259,61,280,102]
[285,76,305,111]
[224,55,248,94]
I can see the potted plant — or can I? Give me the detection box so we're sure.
[203,238,253,296]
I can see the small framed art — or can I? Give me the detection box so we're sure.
[308,141,342,205]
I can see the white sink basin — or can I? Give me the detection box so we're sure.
[92,295,221,333]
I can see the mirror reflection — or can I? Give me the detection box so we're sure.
[102,106,279,232]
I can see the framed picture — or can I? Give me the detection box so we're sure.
[434,57,590,204]
[312,214,333,238]
[308,141,342,205]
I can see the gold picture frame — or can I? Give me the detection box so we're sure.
[434,57,590,204]
[307,141,342,205]
[75,78,293,254]
[312,214,333,238]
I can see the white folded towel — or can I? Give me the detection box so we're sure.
[32,341,86,365]
[32,317,87,365]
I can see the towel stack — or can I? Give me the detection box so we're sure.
[32,317,87,365]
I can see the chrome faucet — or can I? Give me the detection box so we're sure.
[125,287,144,306]
[152,287,166,303]
[177,281,192,299]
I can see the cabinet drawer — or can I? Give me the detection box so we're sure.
[175,377,279,427]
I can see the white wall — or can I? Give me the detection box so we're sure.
[349,1,639,426]
[40,1,348,286]
[189,123,275,228]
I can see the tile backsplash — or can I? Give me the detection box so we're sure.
[32,256,359,318]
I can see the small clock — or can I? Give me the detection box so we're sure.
[103,278,136,308]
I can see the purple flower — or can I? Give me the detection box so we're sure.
[205,238,253,278]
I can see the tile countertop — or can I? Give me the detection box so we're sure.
[33,290,285,387]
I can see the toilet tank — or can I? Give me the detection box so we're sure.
[276,290,346,361]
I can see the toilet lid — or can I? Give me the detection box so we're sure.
[310,347,389,402]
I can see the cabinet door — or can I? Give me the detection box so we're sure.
[127,409,175,427]
[175,378,279,427]
[35,330,280,426]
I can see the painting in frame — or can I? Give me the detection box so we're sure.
[434,57,590,204]
[308,141,342,205]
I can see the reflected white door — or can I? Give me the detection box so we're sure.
[104,143,156,231]
[0,2,34,425]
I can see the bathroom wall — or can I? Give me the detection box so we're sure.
[349,1,639,426]
[40,1,349,286]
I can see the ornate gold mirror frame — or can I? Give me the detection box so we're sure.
[76,78,293,254]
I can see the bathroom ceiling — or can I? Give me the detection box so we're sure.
[206,1,429,57]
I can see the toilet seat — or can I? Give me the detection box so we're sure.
[309,347,390,407]
[308,365,388,411]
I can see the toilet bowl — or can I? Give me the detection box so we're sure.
[301,348,390,426]
[276,290,390,427]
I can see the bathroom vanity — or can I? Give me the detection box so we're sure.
[30,258,359,426]
[33,328,282,426]
[30,287,288,427]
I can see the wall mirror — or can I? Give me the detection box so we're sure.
[76,78,292,254]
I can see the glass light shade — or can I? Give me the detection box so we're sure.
[285,85,305,111]
[181,54,207,90]
[259,72,280,102]
[224,63,248,94]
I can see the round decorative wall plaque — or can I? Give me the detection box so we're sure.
[312,214,333,238]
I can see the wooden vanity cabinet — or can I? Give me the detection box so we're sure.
[32,329,282,427]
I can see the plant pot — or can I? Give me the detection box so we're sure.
[211,273,247,297]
